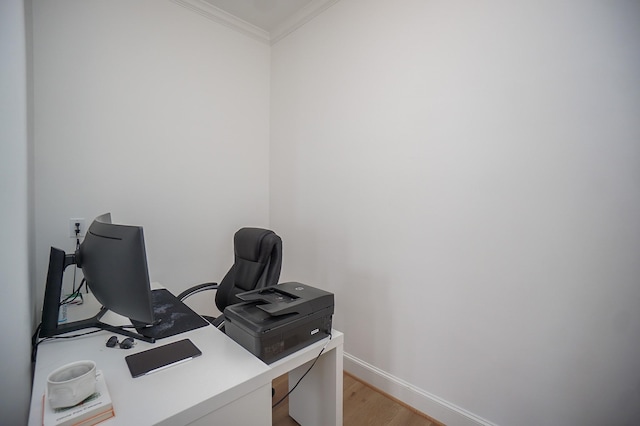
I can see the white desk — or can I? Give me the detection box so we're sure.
[28,290,344,425]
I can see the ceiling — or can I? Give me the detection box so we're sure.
[201,0,315,32]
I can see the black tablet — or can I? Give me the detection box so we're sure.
[125,339,202,378]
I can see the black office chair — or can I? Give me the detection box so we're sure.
[177,227,282,329]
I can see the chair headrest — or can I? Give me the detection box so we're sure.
[234,228,278,263]
[232,227,283,291]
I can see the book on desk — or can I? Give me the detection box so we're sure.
[42,370,114,426]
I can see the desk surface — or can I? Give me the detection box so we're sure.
[29,289,344,426]
[29,294,272,425]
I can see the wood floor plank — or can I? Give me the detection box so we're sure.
[272,373,438,426]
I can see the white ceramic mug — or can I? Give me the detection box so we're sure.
[47,360,97,409]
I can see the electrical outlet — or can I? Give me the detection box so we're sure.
[69,218,86,238]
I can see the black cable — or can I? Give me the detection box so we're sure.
[60,278,86,305]
[71,235,80,293]
[31,323,42,362]
[40,328,105,340]
[35,275,87,361]
[31,323,137,362]
[119,320,162,330]
[31,324,106,362]
[272,334,333,408]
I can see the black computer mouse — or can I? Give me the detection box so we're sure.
[119,337,135,349]
[106,336,118,348]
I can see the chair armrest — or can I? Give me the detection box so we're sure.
[177,282,220,301]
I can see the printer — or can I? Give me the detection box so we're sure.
[224,282,334,364]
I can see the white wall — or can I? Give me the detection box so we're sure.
[0,0,33,423]
[271,1,640,425]
[32,0,271,318]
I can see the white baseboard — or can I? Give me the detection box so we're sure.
[343,352,497,426]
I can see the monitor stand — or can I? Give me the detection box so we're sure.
[38,247,155,344]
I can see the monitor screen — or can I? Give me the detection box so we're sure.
[78,213,155,325]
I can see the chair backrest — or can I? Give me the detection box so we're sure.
[214,227,282,313]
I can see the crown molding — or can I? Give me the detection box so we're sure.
[270,0,339,45]
[171,0,270,44]
[172,0,340,45]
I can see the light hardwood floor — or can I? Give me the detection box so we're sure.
[272,372,442,426]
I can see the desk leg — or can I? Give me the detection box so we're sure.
[288,345,343,426]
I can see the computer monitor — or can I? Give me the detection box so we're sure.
[39,213,156,343]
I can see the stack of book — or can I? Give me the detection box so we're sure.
[42,370,114,426]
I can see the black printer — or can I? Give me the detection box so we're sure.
[224,282,334,364]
